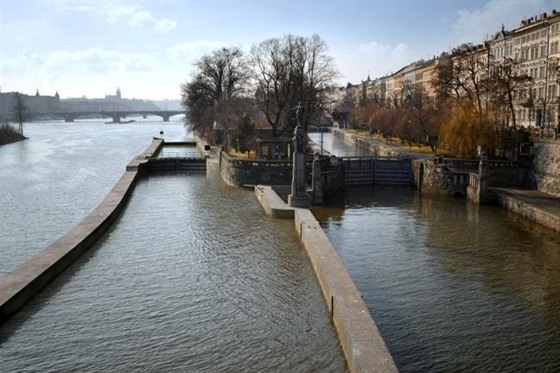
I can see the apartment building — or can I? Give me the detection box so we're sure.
[505,10,560,129]
[325,9,559,132]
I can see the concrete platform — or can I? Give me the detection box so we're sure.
[254,185,295,218]
[255,185,398,372]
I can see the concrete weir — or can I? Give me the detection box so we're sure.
[256,185,398,373]
[0,139,164,323]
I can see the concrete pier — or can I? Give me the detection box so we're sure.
[256,185,398,373]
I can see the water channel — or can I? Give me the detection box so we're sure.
[310,131,560,372]
[0,120,346,372]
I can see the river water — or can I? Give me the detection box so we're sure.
[0,120,346,372]
[310,131,560,372]
[2,123,559,372]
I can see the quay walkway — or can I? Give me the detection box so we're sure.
[491,187,560,232]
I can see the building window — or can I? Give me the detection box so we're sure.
[541,45,547,58]
[549,84,557,99]
[551,41,559,54]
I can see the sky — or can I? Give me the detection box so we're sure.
[1,0,558,101]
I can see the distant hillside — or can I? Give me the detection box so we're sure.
[152,99,182,111]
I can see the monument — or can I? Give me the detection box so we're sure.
[288,103,311,208]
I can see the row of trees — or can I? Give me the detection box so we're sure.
[346,47,536,158]
[181,34,338,148]
[435,50,534,158]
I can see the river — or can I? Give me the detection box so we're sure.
[0,120,346,372]
[310,131,560,372]
[1,123,559,372]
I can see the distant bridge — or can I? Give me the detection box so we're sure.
[28,110,184,123]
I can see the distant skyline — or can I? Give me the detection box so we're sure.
[1,0,558,100]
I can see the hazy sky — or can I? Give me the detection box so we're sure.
[1,0,558,100]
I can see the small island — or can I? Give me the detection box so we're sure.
[0,124,26,146]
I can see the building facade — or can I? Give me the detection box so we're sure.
[326,8,560,133]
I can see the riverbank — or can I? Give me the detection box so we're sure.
[0,124,26,145]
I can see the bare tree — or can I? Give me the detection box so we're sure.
[12,92,27,135]
[431,47,489,115]
[486,57,532,129]
[250,34,338,137]
[181,47,250,142]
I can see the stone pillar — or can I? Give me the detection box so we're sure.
[479,155,488,194]
[475,154,496,204]
[288,123,311,208]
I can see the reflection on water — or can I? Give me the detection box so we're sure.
[315,186,560,372]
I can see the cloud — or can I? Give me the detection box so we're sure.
[102,3,177,32]
[452,0,554,45]
[356,41,415,77]
[69,2,177,33]
[3,48,158,80]
[48,49,157,74]
[167,40,228,60]
[2,48,164,98]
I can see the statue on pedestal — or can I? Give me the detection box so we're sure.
[288,102,311,208]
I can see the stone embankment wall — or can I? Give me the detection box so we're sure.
[412,158,453,196]
[494,190,560,232]
[0,139,164,324]
[219,151,293,187]
[528,141,560,197]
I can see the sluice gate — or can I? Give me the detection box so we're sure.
[147,157,207,172]
[342,156,412,186]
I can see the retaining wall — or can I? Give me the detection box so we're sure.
[0,139,163,324]
[219,151,294,187]
[529,141,560,197]
[494,190,560,232]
